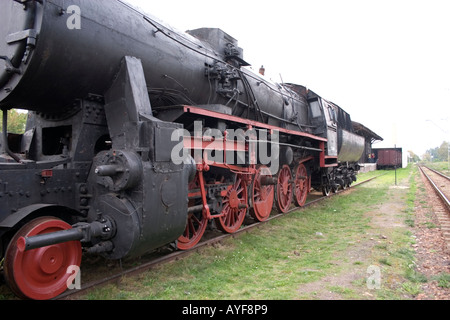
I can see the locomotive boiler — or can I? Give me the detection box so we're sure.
[0,0,364,299]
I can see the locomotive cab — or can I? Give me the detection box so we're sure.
[307,92,364,194]
[306,93,338,161]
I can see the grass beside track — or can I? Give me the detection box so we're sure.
[425,161,450,176]
[84,166,430,300]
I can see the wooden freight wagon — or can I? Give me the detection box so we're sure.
[373,148,403,169]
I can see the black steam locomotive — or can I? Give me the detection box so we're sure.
[0,0,364,299]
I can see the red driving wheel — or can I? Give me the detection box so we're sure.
[177,209,208,250]
[177,173,208,250]
[294,163,309,207]
[250,166,274,222]
[4,217,82,300]
[276,165,293,213]
[216,175,248,233]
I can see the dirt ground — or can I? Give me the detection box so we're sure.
[298,173,450,300]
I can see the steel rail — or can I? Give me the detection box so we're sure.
[423,166,450,181]
[419,166,450,212]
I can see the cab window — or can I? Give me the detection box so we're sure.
[309,99,322,118]
[328,106,337,124]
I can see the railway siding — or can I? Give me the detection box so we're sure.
[415,165,450,299]
[419,166,450,251]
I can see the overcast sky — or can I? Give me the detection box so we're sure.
[127,0,450,157]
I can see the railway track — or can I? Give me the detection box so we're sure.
[52,174,382,300]
[418,166,450,251]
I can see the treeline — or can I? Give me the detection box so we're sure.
[421,141,449,162]
[0,109,27,134]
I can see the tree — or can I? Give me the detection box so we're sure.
[408,150,420,163]
[0,109,27,134]
[423,141,449,162]
[437,141,449,162]
[422,151,432,162]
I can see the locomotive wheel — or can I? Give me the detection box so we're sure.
[177,210,208,250]
[322,185,331,197]
[332,185,339,193]
[276,165,293,213]
[4,217,82,300]
[177,174,208,250]
[294,164,309,207]
[216,175,248,233]
[250,166,275,222]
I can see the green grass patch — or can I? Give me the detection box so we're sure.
[435,273,450,288]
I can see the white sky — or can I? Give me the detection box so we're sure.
[128,0,450,157]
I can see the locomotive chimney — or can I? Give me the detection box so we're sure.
[259,65,265,76]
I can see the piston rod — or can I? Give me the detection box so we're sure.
[17,228,84,252]
[17,219,115,252]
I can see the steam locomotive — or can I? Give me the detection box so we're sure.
[0,0,364,299]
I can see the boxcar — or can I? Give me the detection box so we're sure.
[373,148,403,169]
